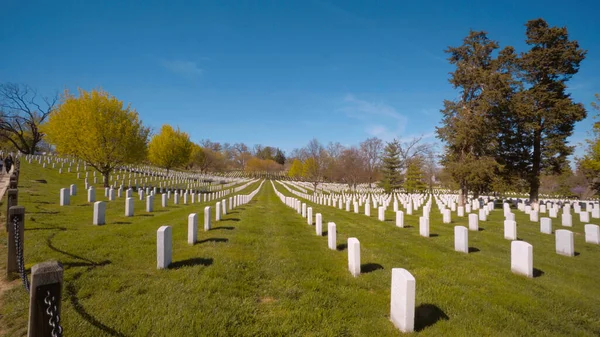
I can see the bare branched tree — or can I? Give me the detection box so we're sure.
[359,137,383,187]
[0,83,57,154]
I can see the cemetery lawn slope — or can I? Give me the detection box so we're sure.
[0,161,599,336]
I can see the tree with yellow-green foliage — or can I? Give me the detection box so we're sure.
[45,88,150,187]
[148,124,193,174]
[579,93,600,195]
[288,159,303,180]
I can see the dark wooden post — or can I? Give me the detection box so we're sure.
[9,173,18,189]
[6,189,18,232]
[28,261,64,337]
[7,206,24,278]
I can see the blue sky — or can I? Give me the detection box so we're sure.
[1,0,599,157]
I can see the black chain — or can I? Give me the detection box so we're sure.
[13,215,30,292]
[44,290,63,337]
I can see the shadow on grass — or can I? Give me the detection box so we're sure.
[46,232,97,264]
[415,303,449,331]
[403,225,414,229]
[430,234,439,237]
[31,210,59,215]
[211,226,235,231]
[48,232,124,336]
[113,221,132,225]
[169,257,213,269]
[478,227,486,231]
[468,247,480,253]
[33,200,51,204]
[138,214,154,217]
[222,218,240,222]
[574,252,581,256]
[66,269,126,337]
[198,238,229,244]
[336,243,347,251]
[26,226,67,231]
[533,268,544,278]
[361,263,384,274]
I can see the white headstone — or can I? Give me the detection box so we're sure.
[530,211,539,222]
[328,222,336,250]
[378,206,385,221]
[390,268,416,333]
[561,213,572,227]
[216,202,221,221]
[88,187,96,203]
[307,207,313,225]
[504,220,517,240]
[579,212,590,223]
[146,195,154,212]
[347,238,361,277]
[454,226,468,253]
[555,229,574,256]
[125,197,134,217]
[60,188,70,206]
[468,213,479,231]
[457,206,464,217]
[396,211,404,228]
[419,217,429,237]
[161,193,168,207]
[93,201,105,225]
[157,226,172,269]
[188,213,198,245]
[70,184,77,196]
[443,209,451,224]
[204,206,212,231]
[584,224,600,244]
[511,241,533,278]
[478,209,486,221]
[540,217,552,234]
[315,213,322,236]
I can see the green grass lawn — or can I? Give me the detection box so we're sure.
[1,161,599,336]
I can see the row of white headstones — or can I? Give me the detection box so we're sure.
[26,153,249,191]
[157,181,265,269]
[271,181,416,332]
[273,180,600,332]
[280,180,600,250]
[58,178,259,225]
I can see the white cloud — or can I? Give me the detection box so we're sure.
[341,94,408,141]
[161,60,203,78]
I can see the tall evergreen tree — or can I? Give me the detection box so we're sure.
[436,30,513,205]
[512,18,587,205]
[404,158,426,193]
[380,139,402,192]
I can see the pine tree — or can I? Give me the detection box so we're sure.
[436,30,511,205]
[513,18,587,204]
[404,158,426,193]
[380,139,402,192]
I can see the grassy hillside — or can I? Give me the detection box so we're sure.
[1,161,599,336]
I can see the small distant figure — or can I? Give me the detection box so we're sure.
[4,155,13,174]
